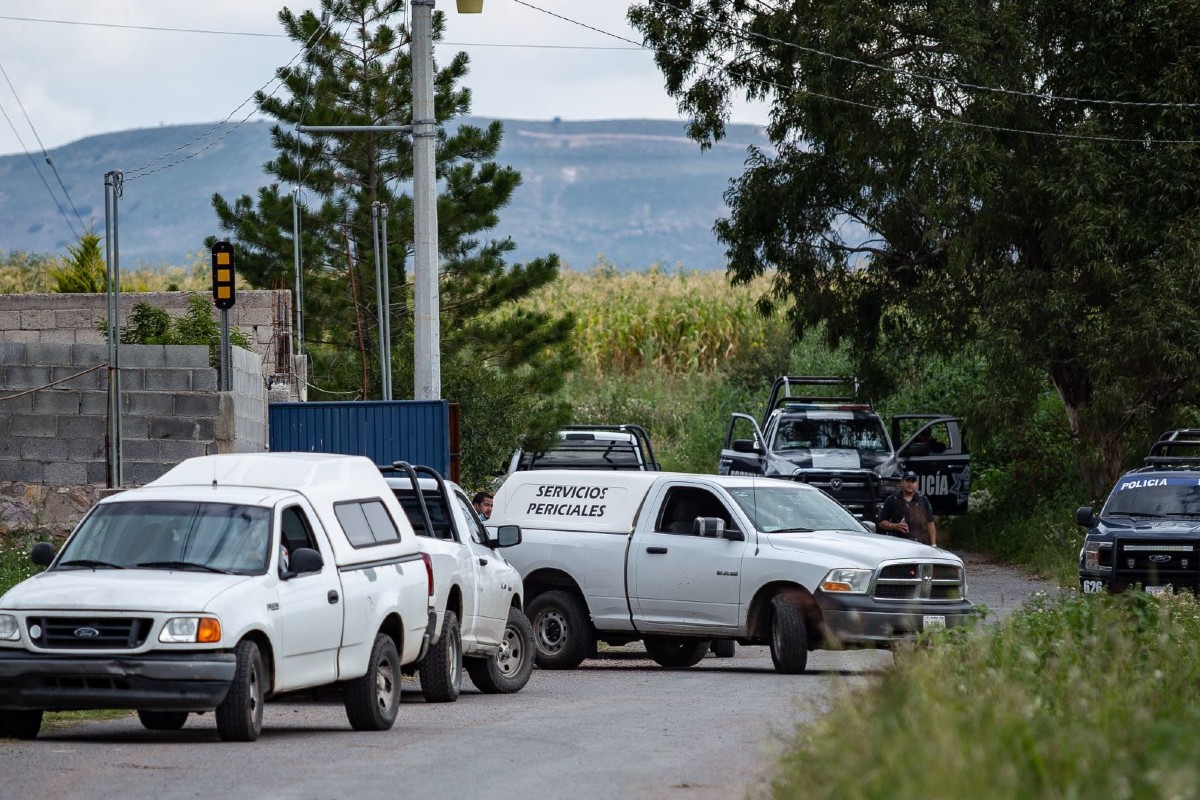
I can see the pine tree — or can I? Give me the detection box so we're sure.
[210,0,575,487]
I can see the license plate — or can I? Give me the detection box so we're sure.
[1146,586,1169,596]
[923,615,946,628]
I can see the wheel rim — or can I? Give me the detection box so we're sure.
[496,623,523,677]
[249,658,263,723]
[447,631,463,689]
[534,608,567,655]
[375,653,397,712]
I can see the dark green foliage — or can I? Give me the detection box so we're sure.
[48,231,106,293]
[630,0,1200,494]
[210,0,574,486]
[96,294,252,366]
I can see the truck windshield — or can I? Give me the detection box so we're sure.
[58,501,273,574]
[727,486,866,533]
[774,417,888,452]
[1103,478,1200,518]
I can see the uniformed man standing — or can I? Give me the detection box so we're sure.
[878,469,937,546]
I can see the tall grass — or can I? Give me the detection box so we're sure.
[775,591,1200,799]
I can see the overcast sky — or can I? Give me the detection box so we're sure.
[0,0,768,158]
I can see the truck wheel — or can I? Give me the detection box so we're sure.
[0,710,42,740]
[344,633,401,731]
[465,606,535,694]
[419,610,463,703]
[527,590,594,670]
[137,710,188,731]
[769,593,809,674]
[711,639,736,658]
[643,636,711,668]
[216,639,266,742]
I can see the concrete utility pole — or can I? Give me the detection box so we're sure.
[103,170,123,488]
[410,0,440,401]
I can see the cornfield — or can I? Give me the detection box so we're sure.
[520,265,786,377]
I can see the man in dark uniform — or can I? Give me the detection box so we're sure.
[878,469,937,546]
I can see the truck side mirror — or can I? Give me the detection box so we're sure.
[1075,507,1095,528]
[732,439,762,454]
[493,524,522,548]
[30,542,56,567]
[285,547,324,577]
[693,517,726,538]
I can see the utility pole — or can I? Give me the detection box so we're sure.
[411,0,440,401]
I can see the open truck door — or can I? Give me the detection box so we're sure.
[718,413,767,476]
[891,414,970,515]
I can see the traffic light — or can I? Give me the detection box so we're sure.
[211,241,236,310]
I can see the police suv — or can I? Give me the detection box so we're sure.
[1078,429,1200,594]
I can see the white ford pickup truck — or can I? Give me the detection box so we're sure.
[0,453,434,741]
[382,462,534,701]
[488,470,976,672]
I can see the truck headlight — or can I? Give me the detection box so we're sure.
[1083,541,1111,572]
[0,614,18,641]
[820,568,873,593]
[160,617,222,644]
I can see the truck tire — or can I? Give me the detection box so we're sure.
[643,636,711,668]
[0,709,42,740]
[527,590,594,670]
[137,710,188,731]
[711,639,736,658]
[216,639,266,742]
[769,593,809,674]
[344,633,401,731]
[419,610,463,703]
[465,606,535,694]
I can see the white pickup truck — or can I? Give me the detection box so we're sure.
[382,463,534,701]
[0,453,434,741]
[488,470,976,672]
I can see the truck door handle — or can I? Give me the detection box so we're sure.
[327,590,339,604]
[478,557,488,566]
[646,546,668,554]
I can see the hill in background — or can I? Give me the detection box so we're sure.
[0,118,770,271]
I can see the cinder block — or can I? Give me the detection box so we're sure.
[123,392,174,416]
[121,346,169,368]
[5,331,40,343]
[125,461,171,486]
[195,417,215,441]
[145,369,194,392]
[9,414,56,437]
[69,438,106,461]
[25,343,74,366]
[0,391,34,413]
[4,366,52,390]
[58,415,107,440]
[87,461,109,485]
[80,390,109,415]
[159,439,211,464]
[72,344,109,366]
[0,311,20,332]
[40,329,78,345]
[148,416,197,440]
[167,346,211,368]
[51,366,104,390]
[121,439,160,461]
[191,370,218,392]
[55,309,101,330]
[20,310,56,330]
[22,437,70,461]
[174,393,220,418]
[34,390,82,415]
[0,460,43,482]
[44,463,89,484]
[119,417,149,439]
[116,369,144,391]
[0,342,25,361]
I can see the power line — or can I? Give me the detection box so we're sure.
[0,13,286,38]
[0,99,81,240]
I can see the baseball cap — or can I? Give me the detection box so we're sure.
[901,470,919,480]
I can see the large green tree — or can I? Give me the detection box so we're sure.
[630,0,1200,493]
[211,0,575,488]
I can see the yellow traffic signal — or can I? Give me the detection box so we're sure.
[211,241,236,310]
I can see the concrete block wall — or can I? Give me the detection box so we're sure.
[0,341,268,535]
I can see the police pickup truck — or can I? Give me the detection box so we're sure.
[488,469,975,673]
[719,376,969,522]
[1078,429,1200,595]
[383,463,534,700]
[0,453,434,741]
[507,424,660,473]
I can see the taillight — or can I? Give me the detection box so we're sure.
[421,552,434,602]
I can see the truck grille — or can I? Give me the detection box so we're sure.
[27,616,154,650]
[790,471,880,518]
[874,563,964,601]
[1114,540,1200,589]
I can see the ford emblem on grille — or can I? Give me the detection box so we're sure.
[830,478,843,490]
[1148,554,1172,563]
[74,627,100,638]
